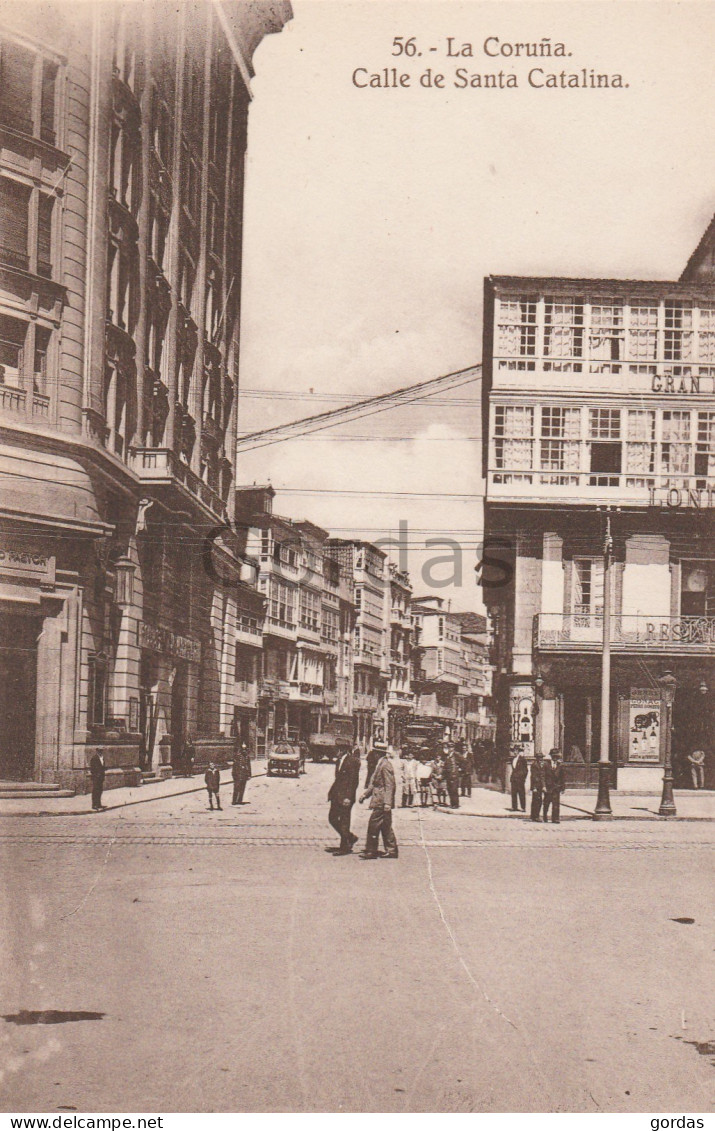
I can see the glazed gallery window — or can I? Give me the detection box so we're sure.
[698,305,715,363]
[497,297,537,357]
[539,406,580,471]
[626,409,656,475]
[493,405,534,470]
[661,411,691,476]
[664,302,694,362]
[588,408,621,482]
[299,588,321,633]
[268,579,296,628]
[0,39,58,145]
[695,413,715,479]
[543,297,584,365]
[87,656,108,727]
[590,300,624,362]
[628,302,658,361]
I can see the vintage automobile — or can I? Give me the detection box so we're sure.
[267,731,307,778]
[309,715,354,763]
[401,721,446,762]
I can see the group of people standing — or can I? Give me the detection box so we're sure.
[326,740,480,859]
[510,747,566,823]
[203,741,252,811]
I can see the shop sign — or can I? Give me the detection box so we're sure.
[139,622,201,663]
[628,690,661,763]
[644,618,715,646]
[0,544,55,582]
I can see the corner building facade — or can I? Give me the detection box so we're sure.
[0,2,291,788]
[482,238,715,790]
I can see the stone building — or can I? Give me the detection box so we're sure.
[385,563,413,746]
[0,2,291,788]
[327,540,389,750]
[482,221,715,789]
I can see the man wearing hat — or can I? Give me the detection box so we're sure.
[530,751,545,822]
[510,745,528,812]
[359,745,398,859]
[231,743,252,805]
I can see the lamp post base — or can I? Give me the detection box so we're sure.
[593,762,613,820]
[659,774,677,818]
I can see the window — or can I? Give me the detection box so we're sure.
[0,314,26,387]
[299,588,321,633]
[494,405,534,471]
[0,176,30,270]
[695,413,715,481]
[497,297,537,357]
[88,655,108,727]
[539,406,580,472]
[33,326,50,395]
[321,606,340,643]
[573,559,604,625]
[37,193,53,277]
[680,561,715,618]
[588,409,621,483]
[626,410,656,475]
[698,305,715,363]
[628,301,658,360]
[234,647,254,685]
[661,411,691,477]
[590,299,624,363]
[664,302,693,362]
[544,297,584,364]
[0,40,35,135]
[268,579,295,629]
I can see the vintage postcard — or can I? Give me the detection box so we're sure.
[0,0,713,1120]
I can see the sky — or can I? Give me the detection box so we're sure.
[237,0,715,611]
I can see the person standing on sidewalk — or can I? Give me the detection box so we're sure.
[530,752,544,822]
[510,746,528,812]
[359,746,398,859]
[89,751,106,811]
[402,750,417,807]
[205,762,222,810]
[444,747,460,809]
[327,746,361,854]
[542,748,565,823]
[231,743,252,805]
[688,748,706,790]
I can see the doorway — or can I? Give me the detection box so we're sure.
[0,611,39,780]
[170,661,187,769]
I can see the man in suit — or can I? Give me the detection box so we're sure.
[359,746,398,859]
[542,748,566,823]
[89,751,106,811]
[327,746,361,855]
[510,745,528,812]
[231,743,252,805]
[530,751,544,822]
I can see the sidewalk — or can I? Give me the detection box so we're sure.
[437,787,715,822]
[0,768,246,818]
[0,770,712,820]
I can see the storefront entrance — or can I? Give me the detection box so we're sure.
[0,611,39,780]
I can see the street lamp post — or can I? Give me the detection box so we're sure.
[594,513,613,819]
[658,670,677,818]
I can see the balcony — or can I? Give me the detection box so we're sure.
[259,677,290,700]
[535,613,715,654]
[263,615,297,641]
[0,385,51,419]
[390,607,412,628]
[387,689,414,707]
[288,681,324,702]
[129,446,228,522]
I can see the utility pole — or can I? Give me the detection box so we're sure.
[594,510,614,819]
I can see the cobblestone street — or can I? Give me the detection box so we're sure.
[1,764,713,1113]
